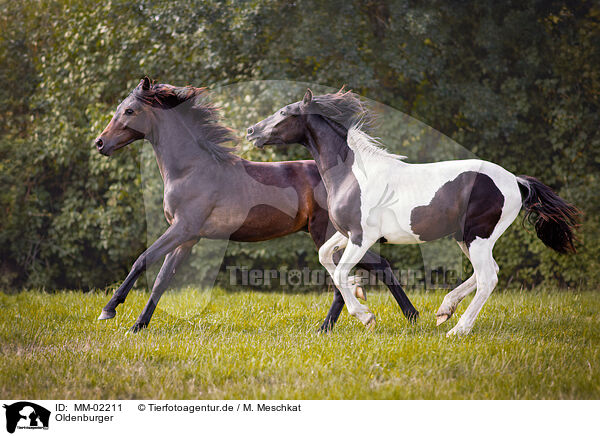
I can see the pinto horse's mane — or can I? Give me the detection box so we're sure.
[311,89,405,162]
[132,81,237,162]
[347,125,407,163]
[309,88,375,130]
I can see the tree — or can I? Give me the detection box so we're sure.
[0,0,597,290]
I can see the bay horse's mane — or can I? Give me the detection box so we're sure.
[308,88,376,130]
[132,80,237,162]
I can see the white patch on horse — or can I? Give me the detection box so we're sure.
[344,124,524,334]
[251,90,579,335]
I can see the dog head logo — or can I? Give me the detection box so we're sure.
[3,402,50,433]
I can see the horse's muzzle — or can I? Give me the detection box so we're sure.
[252,137,267,149]
[246,126,266,148]
[95,138,111,156]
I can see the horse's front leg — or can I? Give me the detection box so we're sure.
[317,232,349,330]
[357,250,419,322]
[330,237,378,330]
[319,247,363,333]
[129,240,196,332]
[98,221,197,321]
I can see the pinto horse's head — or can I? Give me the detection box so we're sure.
[94,77,155,156]
[246,89,314,148]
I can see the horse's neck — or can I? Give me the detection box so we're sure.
[304,115,354,193]
[150,111,225,182]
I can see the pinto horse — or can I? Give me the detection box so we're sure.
[93,78,418,332]
[247,88,579,336]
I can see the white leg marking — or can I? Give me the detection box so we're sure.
[348,275,366,300]
[330,238,377,329]
[318,232,348,276]
[445,194,522,336]
[447,238,498,336]
[318,234,367,300]
[436,274,476,325]
[436,241,476,325]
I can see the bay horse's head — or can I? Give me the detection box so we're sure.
[95,77,206,156]
[94,77,153,156]
[246,87,368,149]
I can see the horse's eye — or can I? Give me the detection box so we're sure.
[280,110,286,116]
[125,108,134,115]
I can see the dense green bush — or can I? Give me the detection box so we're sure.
[1,0,598,291]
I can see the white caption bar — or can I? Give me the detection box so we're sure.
[0,400,596,436]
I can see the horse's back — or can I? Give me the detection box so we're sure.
[357,158,522,245]
[238,158,327,211]
[406,159,521,244]
[244,158,327,206]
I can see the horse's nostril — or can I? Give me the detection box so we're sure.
[247,127,254,136]
[95,138,103,149]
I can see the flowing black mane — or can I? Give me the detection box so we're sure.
[133,80,237,162]
[308,88,375,130]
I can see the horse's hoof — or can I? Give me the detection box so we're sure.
[318,319,335,334]
[408,311,419,323]
[436,313,450,326]
[355,285,367,301]
[349,276,367,301]
[446,324,469,337]
[364,313,376,331]
[98,309,116,320]
[129,323,147,333]
[446,327,458,337]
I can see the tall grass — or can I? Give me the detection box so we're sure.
[0,288,598,399]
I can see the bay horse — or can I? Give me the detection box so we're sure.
[247,88,579,336]
[93,78,418,332]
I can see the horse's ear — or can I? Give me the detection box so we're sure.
[140,76,151,91]
[302,88,313,106]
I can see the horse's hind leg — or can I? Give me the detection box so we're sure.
[436,241,477,325]
[129,241,195,332]
[436,274,477,326]
[319,288,346,332]
[447,238,498,337]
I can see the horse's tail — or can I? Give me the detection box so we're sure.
[516,175,580,254]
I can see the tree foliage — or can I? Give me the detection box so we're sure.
[0,0,598,290]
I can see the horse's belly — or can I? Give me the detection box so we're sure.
[229,204,305,241]
[201,202,305,241]
[383,232,422,244]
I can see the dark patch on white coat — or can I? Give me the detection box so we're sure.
[410,171,505,246]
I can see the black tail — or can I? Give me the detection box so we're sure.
[517,175,580,254]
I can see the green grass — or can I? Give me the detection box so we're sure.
[0,288,598,399]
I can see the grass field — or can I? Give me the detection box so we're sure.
[0,288,598,399]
